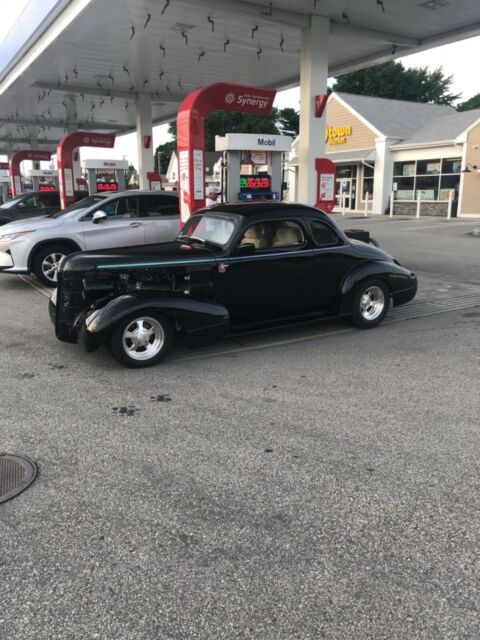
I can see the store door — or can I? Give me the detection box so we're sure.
[335,165,357,210]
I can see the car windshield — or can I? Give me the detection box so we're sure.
[50,194,107,219]
[0,195,25,209]
[177,214,235,247]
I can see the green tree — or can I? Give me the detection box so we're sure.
[457,94,480,111]
[154,140,176,174]
[332,61,460,105]
[277,107,299,138]
[168,109,280,151]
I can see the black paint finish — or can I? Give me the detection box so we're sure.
[51,204,417,357]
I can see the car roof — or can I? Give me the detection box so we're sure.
[203,202,328,219]
[113,189,178,197]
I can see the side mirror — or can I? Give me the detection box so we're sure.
[92,210,108,224]
[235,242,255,255]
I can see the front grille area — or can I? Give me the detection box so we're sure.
[55,270,103,340]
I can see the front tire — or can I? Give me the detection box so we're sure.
[108,313,173,368]
[351,279,390,329]
[32,243,71,287]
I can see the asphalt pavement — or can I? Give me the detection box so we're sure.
[0,218,479,639]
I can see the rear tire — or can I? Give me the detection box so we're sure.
[108,313,173,368]
[351,279,390,329]
[32,243,72,287]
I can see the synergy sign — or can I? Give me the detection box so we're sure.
[326,125,353,145]
[224,91,273,113]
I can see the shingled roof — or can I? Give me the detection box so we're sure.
[334,92,457,141]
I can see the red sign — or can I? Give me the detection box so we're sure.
[143,135,152,149]
[97,182,118,192]
[9,150,53,196]
[315,95,328,118]
[57,131,116,208]
[315,158,337,213]
[177,83,276,222]
[0,162,9,170]
[39,184,56,192]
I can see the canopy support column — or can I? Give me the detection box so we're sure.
[298,15,329,205]
[135,94,154,190]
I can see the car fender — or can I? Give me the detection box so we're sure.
[28,238,83,270]
[340,260,416,312]
[84,294,230,348]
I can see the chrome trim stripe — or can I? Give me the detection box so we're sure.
[98,258,216,269]
[96,245,347,270]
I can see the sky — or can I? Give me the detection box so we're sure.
[1,1,480,168]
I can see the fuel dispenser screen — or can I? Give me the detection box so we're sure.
[240,175,271,192]
[97,181,118,192]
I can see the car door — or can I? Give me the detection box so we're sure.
[220,219,315,323]
[308,218,356,309]
[82,195,145,250]
[138,194,180,244]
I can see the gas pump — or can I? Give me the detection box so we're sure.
[215,133,292,203]
[81,159,128,195]
[0,175,9,203]
[27,169,59,192]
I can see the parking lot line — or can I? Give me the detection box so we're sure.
[17,275,51,299]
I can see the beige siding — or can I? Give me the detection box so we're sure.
[460,122,480,215]
[326,97,378,152]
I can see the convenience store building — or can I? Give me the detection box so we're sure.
[289,92,480,217]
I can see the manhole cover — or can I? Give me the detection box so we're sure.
[0,454,37,504]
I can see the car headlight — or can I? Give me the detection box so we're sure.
[0,230,36,241]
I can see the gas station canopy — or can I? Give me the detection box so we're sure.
[1,0,480,154]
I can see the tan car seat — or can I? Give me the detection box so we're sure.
[241,224,267,249]
[272,225,303,247]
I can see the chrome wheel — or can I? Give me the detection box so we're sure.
[359,285,385,321]
[41,252,65,283]
[122,316,165,361]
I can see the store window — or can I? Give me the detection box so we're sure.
[417,159,440,175]
[394,177,415,200]
[393,161,415,177]
[439,175,460,201]
[416,176,439,200]
[362,164,374,200]
[441,158,461,174]
[393,157,461,200]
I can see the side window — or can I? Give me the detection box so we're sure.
[310,220,340,247]
[270,221,304,248]
[22,195,42,208]
[138,195,179,217]
[44,193,60,207]
[239,220,304,250]
[99,197,137,218]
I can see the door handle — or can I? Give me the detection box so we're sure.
[129,222,142,227]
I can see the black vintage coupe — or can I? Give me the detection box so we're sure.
[49,203,417,367]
